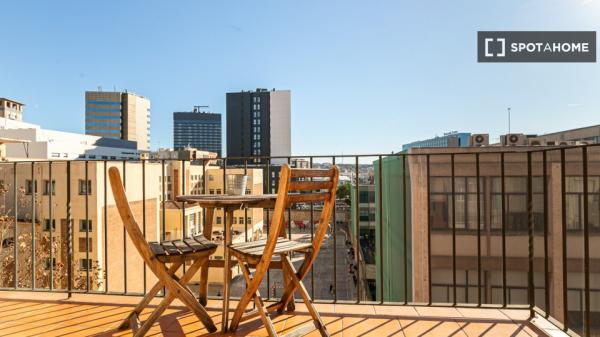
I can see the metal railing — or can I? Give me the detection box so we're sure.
[0,144,599,336]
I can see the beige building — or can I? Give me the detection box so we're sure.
[0,161,163,293]
[85,91,151,151]
[0,98,24,121]
[408,146,600,329]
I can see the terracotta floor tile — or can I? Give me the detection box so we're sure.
[398,318,467,337]
[414,306,464,319]
[456,308,512,321]
[334,304,375,315]
[499,309,531,322]
[373,305,419,318]
[458,321,533,337]
[342,316,404,337]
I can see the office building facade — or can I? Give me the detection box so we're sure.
[85,91,151,151]
[402,132,471,151]
[226,88,291,163]
[173,109,222,156]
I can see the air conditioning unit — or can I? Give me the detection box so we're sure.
[527,137,544,146]
[501,133,527,146]
[468,134,489,146]
[558,140,577,146]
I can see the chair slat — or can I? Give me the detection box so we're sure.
[193,235,214,249]
[184,238,205,251]
[289,181,333,191]
[161,241,180,255]
[173,240,193,253]
[149,242,166,256]
[287,193,330,204]
[290,168,333,178]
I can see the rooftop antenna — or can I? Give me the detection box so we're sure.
[97,86,102,92]
[508,107,511,134]
[193,105,210,112]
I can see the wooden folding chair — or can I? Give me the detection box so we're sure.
[226,164,339,337]
[108,167,218,337]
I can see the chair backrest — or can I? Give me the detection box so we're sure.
[108,167,155,267]
[255,164,339,277]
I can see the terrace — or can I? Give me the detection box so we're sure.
[0,145,597,336]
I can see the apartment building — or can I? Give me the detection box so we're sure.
[85,91,151,151]
[0,161,163,293]
[407,146,600,329]
[0,98,24,121]
[226,88,290,164]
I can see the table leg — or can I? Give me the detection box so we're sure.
[199,207,214,306]
[222,209,234,332]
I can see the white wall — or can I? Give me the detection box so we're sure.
[269,90,291,164]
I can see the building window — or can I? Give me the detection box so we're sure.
[78,238,92,253]
[216,217,222,225]
[232,217,237,224]
[239,217,244,224]
[79,259,92,271]
[247,217,252,224]
[565,176,600,231]
[26,180,37,195]
[430,177,484,231]
[43,219,56,231]
[216,189,222,194]
[43,180,56,195]
[490,177,544,231]
[79,180,92,195]
[79,219,92,232]
[209,175,214,181]
[209,189,215,195]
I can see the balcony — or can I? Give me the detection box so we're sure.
[0,292,554,336]
[0,146,597,336]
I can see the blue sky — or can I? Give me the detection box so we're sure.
[1,0,599,155]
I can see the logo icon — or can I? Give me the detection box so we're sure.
[484,38,505,57]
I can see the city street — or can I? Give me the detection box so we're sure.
[226,224,358,302]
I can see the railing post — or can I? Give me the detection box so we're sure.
[476,153,482,306]
[67,161,72,297]
[500,152,507,307]
[451,154,456,305]
[31,162,36,290]
[13,162,17,290]
[354,156,361,303]
[582,146,590,337]
[527,152,534,318]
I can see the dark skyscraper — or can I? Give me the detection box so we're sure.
[226,88,290,163]
[173,107,222,156]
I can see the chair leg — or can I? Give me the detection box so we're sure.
[118,262,182,330]
[234,254,278,337]
[282,257,330,337]
[199,207,215,306]
[136,257,216,335]
[280,256,296,313]
[167,257,217,333]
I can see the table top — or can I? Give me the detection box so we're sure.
[176,194,278,208]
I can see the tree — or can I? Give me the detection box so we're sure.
[337,183,351,204]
